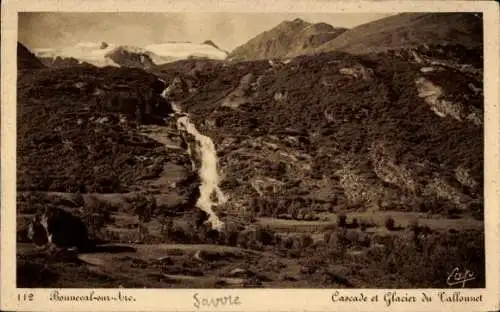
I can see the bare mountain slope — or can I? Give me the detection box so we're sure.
[228,18,347,61]
[229,13,482,61]
[313,13,483,55]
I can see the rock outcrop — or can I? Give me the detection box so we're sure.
[28,207,90,249]
[18,42,45,70]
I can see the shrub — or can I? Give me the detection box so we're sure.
[469,200,483,221]
[336,228,349,253]
[132,194,156,223]
[244,208,257,223]
[224,228,239,246]
[359,218,375,231]
[327,202,335,213]
[205,228,220,244]
[160,217,174,238]
[350,218,359,229]
[365,229,485,287]
[337,213,347,227]
[19,192,46,214]
[409,219,420,233]
[288,205,298,220]
[446,207,463,219]
[385,216,396,231]
[323,230,333,244]
[300,234,314,249]
[236,231,249,248]
[254,226,275,247]
[358,232,371,248]
[169,221,195,243]
[80,196,114,239]
[72,192,85,207]
[282,236,294,249]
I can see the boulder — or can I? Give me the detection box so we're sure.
[28,207,91,250]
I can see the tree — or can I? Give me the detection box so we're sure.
[194,209,209,229]
[300,234,314,249]
[351,218,359,229]
[288,203,298,220]
[385,216,396,231]
[161,217,174,239]
[337,213,347,227]
[323,231,333,244]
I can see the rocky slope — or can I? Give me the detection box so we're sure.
[160,43,483,220]
[38,55,96,68]
[228,18,347,61]
[18,42,46,70]
[104,45,160,69]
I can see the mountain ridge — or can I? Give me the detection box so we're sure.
[312,12,483,55]
[228,18,348,61]
[229,13,483,60]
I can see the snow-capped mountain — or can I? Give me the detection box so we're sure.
[34,42,121,67]
[144,41,228,61]
[32,40,228,69]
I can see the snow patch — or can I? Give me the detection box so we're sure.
[34,42,119,67]
[34,41,227,67]
[145,42,227,61]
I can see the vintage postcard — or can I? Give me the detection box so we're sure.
[1,0,499,311]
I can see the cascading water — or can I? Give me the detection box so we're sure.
[177,116,227,230]
[161,83,227,230]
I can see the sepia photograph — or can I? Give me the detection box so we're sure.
[1,1,499,310]
[14,10,487,289]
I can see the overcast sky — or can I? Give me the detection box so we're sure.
[19,12,393,51]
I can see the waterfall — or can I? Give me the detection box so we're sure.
[161,83,226,230]
[177,116,227,230]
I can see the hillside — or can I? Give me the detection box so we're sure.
[38,55,96,68]
[17,66,180,193]
[17,23,484,289]
[104,45,160,69]
[230,13,483,60]
[228,18,347,61]
[311,13,483,55]
[161,44,483,220]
